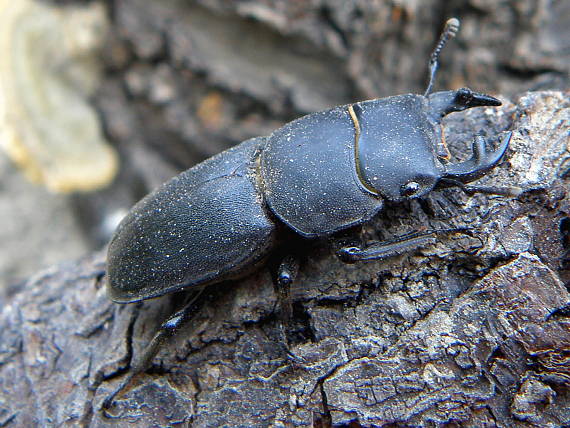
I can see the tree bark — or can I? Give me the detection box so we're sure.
[1,91,569,427]
[2,0,570,426]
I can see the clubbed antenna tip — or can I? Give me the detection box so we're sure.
[424,18,461,96]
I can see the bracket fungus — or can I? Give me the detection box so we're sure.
[0,0,117,192]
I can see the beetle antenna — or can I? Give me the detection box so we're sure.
[424,18,460,96]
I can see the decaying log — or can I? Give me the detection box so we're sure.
[0,91,568,427]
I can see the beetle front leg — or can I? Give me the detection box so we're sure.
[439,177,522,198]
[336,228,468,263]
[102,289,205,411]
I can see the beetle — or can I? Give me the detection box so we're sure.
[103,18,516,407]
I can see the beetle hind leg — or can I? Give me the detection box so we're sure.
[101,289,205,411]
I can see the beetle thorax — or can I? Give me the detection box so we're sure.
[350,95,444,201]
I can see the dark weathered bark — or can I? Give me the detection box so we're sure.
[0,91,568,427]
[2,0,570,426]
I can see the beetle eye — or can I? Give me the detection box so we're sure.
[456,87,473,104]
[401,181,421,197]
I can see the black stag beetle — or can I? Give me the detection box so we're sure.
[103,18,517,407]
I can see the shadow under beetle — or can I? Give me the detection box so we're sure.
[103,18,517,407]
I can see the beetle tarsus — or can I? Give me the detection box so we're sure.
[102,372,137,411]
[461,183,522,197]
[439,176,522,197]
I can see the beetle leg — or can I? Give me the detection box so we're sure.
[439,177,522,197]
[276,255,300,322]
[336,228,469,263]
[102,289,205,410]
[274,255,301,351]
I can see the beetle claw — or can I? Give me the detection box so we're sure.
[444,132,512,183]
[286,349,308,366]
[101,372,137,411]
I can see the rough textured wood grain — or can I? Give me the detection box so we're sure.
[0,91,568,427]
[2,0,570,426]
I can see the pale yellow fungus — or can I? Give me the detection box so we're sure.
[0,0,118,192]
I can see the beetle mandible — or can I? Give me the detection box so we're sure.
[104,18,516,406]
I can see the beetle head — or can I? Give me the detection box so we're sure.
[358,18,511,202]
[351,97,445,203]
[358,88,510,203]
[418,18,511,191]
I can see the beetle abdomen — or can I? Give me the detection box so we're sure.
[261,106,383,238]
[107,137,276,303]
